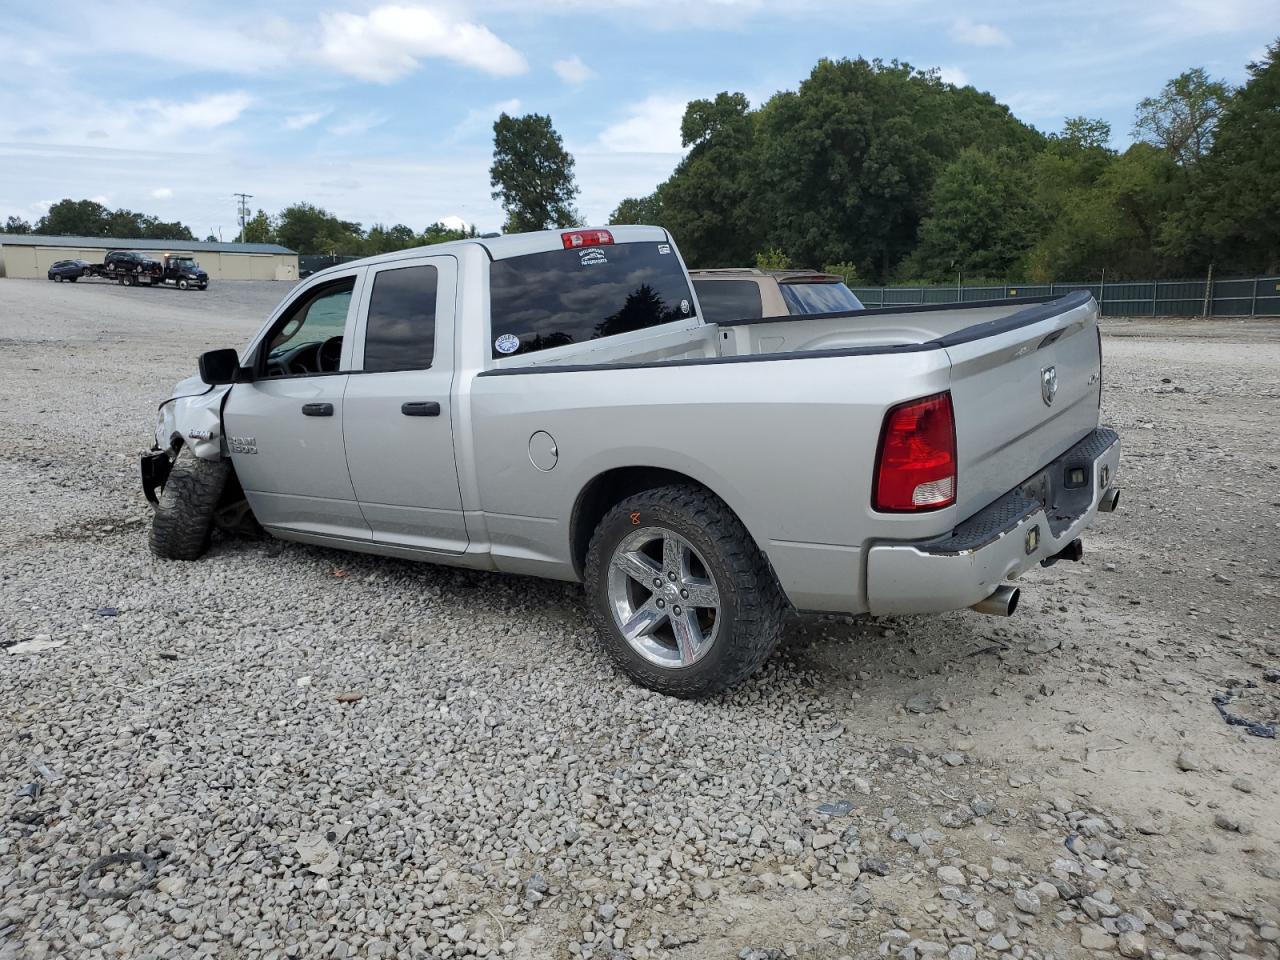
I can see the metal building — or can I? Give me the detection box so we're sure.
[0,234,298,281]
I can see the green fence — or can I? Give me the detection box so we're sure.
[849,276,1280,317]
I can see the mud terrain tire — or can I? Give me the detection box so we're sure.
[149,447,230,561]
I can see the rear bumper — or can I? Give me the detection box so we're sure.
[865,428,1120,615]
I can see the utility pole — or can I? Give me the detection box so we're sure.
[233,193,253,243]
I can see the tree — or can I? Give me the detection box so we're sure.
[241,209,275,244]
[1194,41,1280,273]
[362,223,419,255]
[1134,68,1230,165]
[274,202,364,254]
[906,147,1038,280]
[752,58,1041,281]
[654,92,760,267]
[36,199,111,236]
[490,113,580,232]
[4,215,31,234]
[1059,117,1112,151]
[421,221,477,244]
[609,194,664,226]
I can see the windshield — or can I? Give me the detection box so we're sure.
[779,281,864,315]
[171,257,198,268]
[489,241,695,357]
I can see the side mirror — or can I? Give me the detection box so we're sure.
[198,348,242,385]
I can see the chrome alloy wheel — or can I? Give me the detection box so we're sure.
[607,526,722,668]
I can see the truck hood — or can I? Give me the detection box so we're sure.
[155,376,231,460]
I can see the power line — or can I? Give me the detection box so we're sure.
[233,193,253,242]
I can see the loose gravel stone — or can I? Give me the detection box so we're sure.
[1,281,1274,960]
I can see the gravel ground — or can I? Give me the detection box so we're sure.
[1,278,1278,960]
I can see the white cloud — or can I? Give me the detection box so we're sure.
[145,92,253,136]
[597,95,688,154]
[317,4,527,83]
[151,187,173,200]
[950,18,1011,47]
[553,55,594,84]
[438,215,469,231]
[284,111,328,131]
[327,113,388,138]
[938,65,970,87]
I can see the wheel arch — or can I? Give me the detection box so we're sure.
[569,465,762,581]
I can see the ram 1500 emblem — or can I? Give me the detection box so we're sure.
[1041,365,1058,407]
[229,436,258,455]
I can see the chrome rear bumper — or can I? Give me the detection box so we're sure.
[865,428,1120,616]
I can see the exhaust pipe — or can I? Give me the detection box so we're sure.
[971,584,1020,617]
[1098,487,1121,513]
[1041,538,1084,568]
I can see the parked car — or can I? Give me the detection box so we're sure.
[47,259,91,282]
[142,226,1121,698]
[690,268,864,324]
[97,250,164,286]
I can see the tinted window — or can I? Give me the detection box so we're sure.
[363,265,438,372]
[489,242,694,357]
[779,282,864,315]
[692,279,764,324]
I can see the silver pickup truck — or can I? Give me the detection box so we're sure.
[142,226,1121,697]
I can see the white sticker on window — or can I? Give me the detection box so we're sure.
[658,244,671,255]
[494,333,520,355]
[680,299,691,314]
[579,249,608,266]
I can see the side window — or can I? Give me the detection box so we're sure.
[363,265,438,373]
[692,280,763,324]
[261,277,355,377]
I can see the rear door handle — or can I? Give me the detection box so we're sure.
[401,401,441,417]
[301,402,334,417]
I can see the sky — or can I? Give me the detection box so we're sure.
[0,0,1275,239]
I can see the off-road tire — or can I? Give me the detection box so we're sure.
[584,484,787,698]
[149,447,230,561]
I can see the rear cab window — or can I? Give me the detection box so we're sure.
[692,280,763,325]
[779,281,864,315]
[489,241,695,358]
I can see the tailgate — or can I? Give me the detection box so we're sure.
[944,293,1102,518]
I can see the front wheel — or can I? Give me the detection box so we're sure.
[584,484,787,698]
[53,275,63,282]
[178,279,189,290]
[149,448,230,560]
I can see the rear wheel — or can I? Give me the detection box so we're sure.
[585,484,787,698]
[120,275,133,286]
[149,447,230,561]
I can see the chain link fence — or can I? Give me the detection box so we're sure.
[850,276,1280,317]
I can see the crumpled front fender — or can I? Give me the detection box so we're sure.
[156,376,232,461]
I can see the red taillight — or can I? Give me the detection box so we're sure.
[561,229,613,249]
[873,392,957,512]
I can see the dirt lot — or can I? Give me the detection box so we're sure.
[1,278,1277,960]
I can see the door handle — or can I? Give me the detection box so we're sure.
[401,401,441,417]
[301,402,334,417]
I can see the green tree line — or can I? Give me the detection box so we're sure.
[237,204,477,256]
[609,44,1279,283]
[3,198,478,257]
[4,199,195,242]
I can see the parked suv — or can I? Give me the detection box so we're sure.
[103,250,163,286]
[47,259,91,282]
[690,268,864,324]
